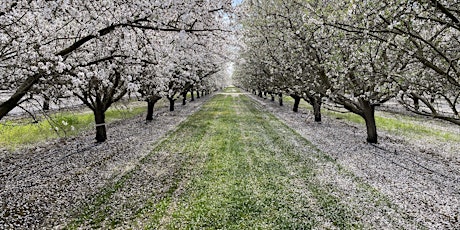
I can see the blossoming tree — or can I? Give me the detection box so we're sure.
[0,0,233,141]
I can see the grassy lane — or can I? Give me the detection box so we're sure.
[66,91,418,229]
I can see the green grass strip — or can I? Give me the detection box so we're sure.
[0,102,152,149]
[66,90,416,229]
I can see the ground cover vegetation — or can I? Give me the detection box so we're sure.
[64,92,419,229]
[234,0,460,143]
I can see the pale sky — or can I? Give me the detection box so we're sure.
[232,0,243,6]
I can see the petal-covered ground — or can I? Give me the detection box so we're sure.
[249,93,460,229]
[1,88,458,229]
[0,97,209,229]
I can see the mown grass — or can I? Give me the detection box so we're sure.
[282,96,460,142]
[0,101,159,149]
[66,89,412,229]
[222,86,241,93]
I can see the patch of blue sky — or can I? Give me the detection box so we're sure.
[232,0,243,6]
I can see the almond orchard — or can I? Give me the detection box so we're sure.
[1,0,459,229]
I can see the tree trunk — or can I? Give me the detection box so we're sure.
[191,89,195,101]
[271,93,275,102]
[359,99,378,143]
[94,108,107,142]
[258,90,263,98]
[414,97,419,111]
[291,94,301,112]
[168,97,175,111]
[0,74,41,121]
[182,92,187,105]
[146,96,161,121]
[146,100,155,121]
[43,97,50,111]
[197,90,201,99]
[311,96,322,122]
[410,93,420,111]
[279,93,283,106]
[263,91,267,99]
[313,101,322,122]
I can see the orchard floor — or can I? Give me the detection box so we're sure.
[1,89,459,229]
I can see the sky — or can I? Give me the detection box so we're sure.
[232,0,243,6]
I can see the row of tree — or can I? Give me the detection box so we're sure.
[234,0,459,143]
[0,1,234,142]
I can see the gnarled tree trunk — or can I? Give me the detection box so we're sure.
[291,94,301,112]
[43,96,50,111]
[279,93,283,106]
[146,100,155,121]
[167,97,175,111]
[313,99,322,122]
[182,91,187,105]
[0,74,41,121]
[307,95,322,122]
[94,108,107,143]
[410,93,420,111]
[146,96,161,121]
[359,99,377,143]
